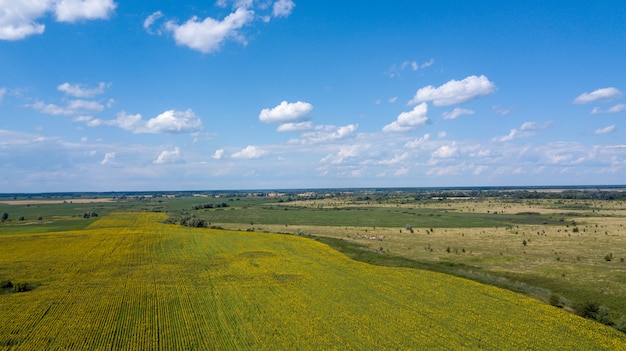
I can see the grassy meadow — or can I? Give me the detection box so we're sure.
[1,212,625,350]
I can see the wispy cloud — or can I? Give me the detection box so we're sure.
[57,82,110,98]
[573,87,622,104]
[590,104,626,115]
[442,108,474,120]
[493,121,551,142]
[595,125,616,135]
[272,0,295,17]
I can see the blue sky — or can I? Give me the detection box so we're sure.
[1,1,625,192]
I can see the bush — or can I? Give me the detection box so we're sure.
[0,280,13,289]
[605,253,614,262]
[13,282,32,293]
[578,301,613,325]
[616,316,626,333]
[549,293,563,308]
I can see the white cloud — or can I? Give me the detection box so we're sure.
[212,149,224,160]
[0,0,116,40]
[388,96,398,104]
[590,104,626,115]
[100,152,115,165]
[272,0,295,17]
[295,124,357,144]
[143,11,164,34]
[153,147,183,164]
[442,107,474,120]
[0,0,49,40]
[259,101,313,124]
[164,7,254,53]
[386,59,434,78]
[573,87,622,104]
[32,99,104,115]
[320,144,365,165]
[405,133,430,148]
[0,87,6,102]
[383,102,429,132]
[492,105,511,115]
[595,125,616,135]
[493,121,550,142]
[409,75,495,106]
[276,121,314,132]
[379,152,408,165]
[57,82,109,97]
[93,109,203,134]
[432,145,458,158]
[232,145,268,159]
[54,0,117,22]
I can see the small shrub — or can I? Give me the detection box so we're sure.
[13,282,32,293]
[605,253,614,262]
[616,316,626,333]
[0,280,13,289]
[549,293,563,308]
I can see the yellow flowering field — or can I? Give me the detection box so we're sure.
[0,212,624,350]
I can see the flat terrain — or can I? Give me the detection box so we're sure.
[1,212,624,350]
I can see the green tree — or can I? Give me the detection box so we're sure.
[1,212,7,222]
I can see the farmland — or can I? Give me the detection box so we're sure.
[1,188,626,349]
[1,212,625,350]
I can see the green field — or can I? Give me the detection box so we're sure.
[1,212,625,350]
[1,190,626,349]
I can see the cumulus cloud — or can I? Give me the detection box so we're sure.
[432,144,458,158]
[54,0,117,22]
[442,107,474,120]
[231,145,268,159]
[259,101,313,124]
[573,87,622,104]
[383,102,429,132]
[409,75,495,106]
[591,104,626,115]
[100,152,115,165]
[163,7,253,53]
[493,121,550,142]
[0,0,116,40]
[595,125,616,135]
[91,109,203,134]
[57,82,109,97]
[272,0,295,17]
[0,0,49,40]
[212,149,224,160]
[153,147,183,164]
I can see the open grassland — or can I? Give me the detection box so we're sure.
[1,212,625,350]
[186,197,626,325]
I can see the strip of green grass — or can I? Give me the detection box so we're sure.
[194,205,561,228]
